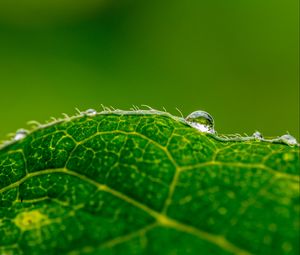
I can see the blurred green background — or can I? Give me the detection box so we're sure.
[0,0,299,140]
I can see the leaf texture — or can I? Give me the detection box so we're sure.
[0,112,299,255]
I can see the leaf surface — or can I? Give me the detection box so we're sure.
[0,111,299,255]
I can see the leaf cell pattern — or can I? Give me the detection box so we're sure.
[0,113,299,255]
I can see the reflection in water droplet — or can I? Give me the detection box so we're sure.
[252,131,263,140]
[14,129,29,141]
[85,109,97,116]
[279,134,298,146]
[185,110,215,134]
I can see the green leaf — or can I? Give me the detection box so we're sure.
[0,111,299,255]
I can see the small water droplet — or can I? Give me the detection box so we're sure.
[14,129,29,141]
[185,110,215,134]
[252,131,263,140]
[279,134,298,146]
[84,109,97,116]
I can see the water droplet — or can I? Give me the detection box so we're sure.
[185,110,215,134]
[252,131,263,140]
[14,129,29,141]
[279,134,298,146]
[84,109,97,116]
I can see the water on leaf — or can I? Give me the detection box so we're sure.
[279,134,298,146]
[14,129,29,141]
[252,131,263,140]
[84,109,97,116]
[185,110,215,134]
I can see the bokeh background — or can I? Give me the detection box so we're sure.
[0,0,299,140]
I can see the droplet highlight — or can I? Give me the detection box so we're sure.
[279,134,298,146]
[14,129,29,141]
[84,109,97,116]
[252,131,263,140]
[185,110,215,134]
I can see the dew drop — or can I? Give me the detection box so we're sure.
[84,109,97,116]
[252,131,263,140]
[279,134,298,146]
[14,129,29,141]
[185,110,215,134]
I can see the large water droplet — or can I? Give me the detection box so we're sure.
[185,110,215,134]
[84,109,97,116]
[279,134,298,146]
[14,129,29,141]
[252,131,263,140]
